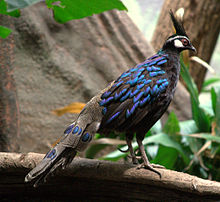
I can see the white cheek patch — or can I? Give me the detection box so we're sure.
[174,39,184,48]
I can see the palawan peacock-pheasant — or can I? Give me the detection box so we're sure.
[25,11,196,187]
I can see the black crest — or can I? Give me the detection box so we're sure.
[170,10,188,37]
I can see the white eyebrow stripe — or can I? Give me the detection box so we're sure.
[174,39,184,48]
[167,35,189,43]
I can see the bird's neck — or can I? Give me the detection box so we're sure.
[158,48,180,71]
[159,47,180,55]
[158,48,181,94]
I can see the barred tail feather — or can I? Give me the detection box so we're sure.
[25,120,99,186]
[25,143,76,187]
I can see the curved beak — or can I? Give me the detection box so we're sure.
[189,45,197,53]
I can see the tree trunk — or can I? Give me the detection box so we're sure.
[0,15,20,152]
[152,0,220,91]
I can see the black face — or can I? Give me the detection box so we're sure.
[163,35,196,53]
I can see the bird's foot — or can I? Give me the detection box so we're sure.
[137,162,164,178]
[118,147,139,164]
[148,163,165,169]
[127,155,140,164]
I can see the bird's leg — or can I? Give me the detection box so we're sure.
[136,137,164,178]
[117,134,138,164]
[126,136,138,164]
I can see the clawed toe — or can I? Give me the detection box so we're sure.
[127,155,141,164]
[137,163,163,178]
[150,163,165,169]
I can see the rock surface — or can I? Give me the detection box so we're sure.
[12,3,155,153]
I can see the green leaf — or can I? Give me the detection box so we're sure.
[210,143,220,157]
[87,137,126,160]
[186,135,202,154]
[150,120,162,134]
[100,144,129,161]
[202,77,220,92]
[143,133,189,164]
[191,97,211,132]
[187,133,220,143]
[0,0,20,17]
[180,56,210,132]
[0,25,12,38]
[5,0,43,12]
[200,100,214,117]
[151,145,178,169]
[179,119,202,153]
[86,144,108,159]
[214,86,220,136]
[211,87,217,115]
[210,86,220,136]
[179,120,202,154]
[45,0,127,23]
[102,133,189,164]
[146,145,158,159]
[179,120,198,135]
[180,56,199,102]
[163,112,180,142]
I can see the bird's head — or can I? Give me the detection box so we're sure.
[162,10,196,53]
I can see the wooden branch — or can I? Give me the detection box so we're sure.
[0,152,220,201]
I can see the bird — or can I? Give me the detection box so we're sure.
[25,10,196,187]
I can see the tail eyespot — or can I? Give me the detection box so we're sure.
[64,124,74,134]
[72,126,79,134]
[47,149,56,159]
[82,133,92,142]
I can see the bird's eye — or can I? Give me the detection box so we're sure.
[181,39,189,46]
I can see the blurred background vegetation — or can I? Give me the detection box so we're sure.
[0,0,220,182]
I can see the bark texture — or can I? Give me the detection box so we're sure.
[0,152,220,201]
[152,0,220,91]
[0,15,20,152]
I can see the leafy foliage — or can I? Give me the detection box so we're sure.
[202,78,220,92]
[0,25,12,38]
[180,55,211,132]
[0,0,20,38]
[0,0,127,38]
[212,86,220,136]
[0,0,20,16]
[46,0,127,23]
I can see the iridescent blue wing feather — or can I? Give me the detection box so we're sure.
[99,52,170,132]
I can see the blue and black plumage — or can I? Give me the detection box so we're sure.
[25,11,196,186]
[99,52,170,131]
